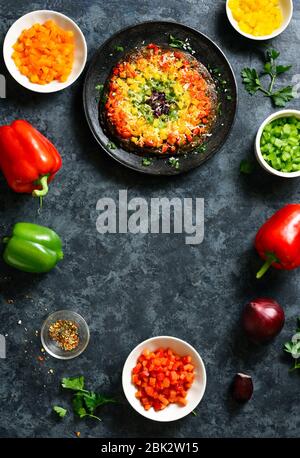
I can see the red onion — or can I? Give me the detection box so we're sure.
[242,297,285,344]
[232,373,253,403]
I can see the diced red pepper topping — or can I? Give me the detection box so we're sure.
[131,347,196,412]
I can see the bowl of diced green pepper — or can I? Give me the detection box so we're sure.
[255,110,300,178]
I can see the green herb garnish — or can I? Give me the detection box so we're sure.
[107,141,117,150]
[168,156,180,169]
[61,376,116,422]
[240,159,255,175]
[169,35,193,54]
[195,143,207,154]
[62,376,85,391]
[53,406,67,418]
[284,318,300,372]
[95,83,107,103]
[241,48,294,107]
[169,35,185,49]
[142,157,153,166]
[209,67,230,97]
[115,46,124,52]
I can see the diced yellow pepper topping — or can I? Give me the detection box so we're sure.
[228,0,283,36]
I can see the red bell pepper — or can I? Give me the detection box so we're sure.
[255,204,300,278]
[0,120,62,198]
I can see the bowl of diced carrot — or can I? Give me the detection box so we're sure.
[122,336,206,422]
[3,10,87,93]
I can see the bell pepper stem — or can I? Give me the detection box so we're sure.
[32,175,49,198]
[256,253,278,279]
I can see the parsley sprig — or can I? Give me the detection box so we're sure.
[169,35,194,54]
[241,49,294,107]
[283,318,300,372]
[55,376,117,422]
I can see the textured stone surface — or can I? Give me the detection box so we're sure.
[0,0,300,438]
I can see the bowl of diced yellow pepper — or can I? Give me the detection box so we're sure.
[226,0,293,41]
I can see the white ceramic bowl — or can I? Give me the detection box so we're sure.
[122,336,206,422]
[255,109,300,178]
[3,10,87,93]
[226,0,293,41]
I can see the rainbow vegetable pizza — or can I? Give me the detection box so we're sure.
[102,44,218,155]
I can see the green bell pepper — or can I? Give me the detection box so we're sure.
[3,223,63,273]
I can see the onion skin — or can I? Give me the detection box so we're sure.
[242,298,285,344]
[232,373,253,403]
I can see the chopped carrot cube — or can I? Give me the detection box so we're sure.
[12,20,74,85]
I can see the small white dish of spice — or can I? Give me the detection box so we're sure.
[41,310,90,359]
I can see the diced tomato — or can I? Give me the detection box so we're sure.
[120,130,132,139]
[147,43,159,54]
[174,51,183,59]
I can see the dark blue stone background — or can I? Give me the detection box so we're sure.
[0,0,300,438]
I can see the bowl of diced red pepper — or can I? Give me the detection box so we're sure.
[122,336,206,422]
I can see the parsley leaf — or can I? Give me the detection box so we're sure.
[266,48,280,61]
[169,35,193,54]
[72,394,86,417]
[240,159,255,175]
[241,68,262,95]
[271,86,294,107]
[169,34,185,49]
[115,45,124,52]
[283,319,300,371]
[241,48,293,108]
[72,394,102,421]
[62,376,86,392]
[83,392,117,413]
[275,65,292,75]
[53,406,67,418]
[284,341,295,354]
